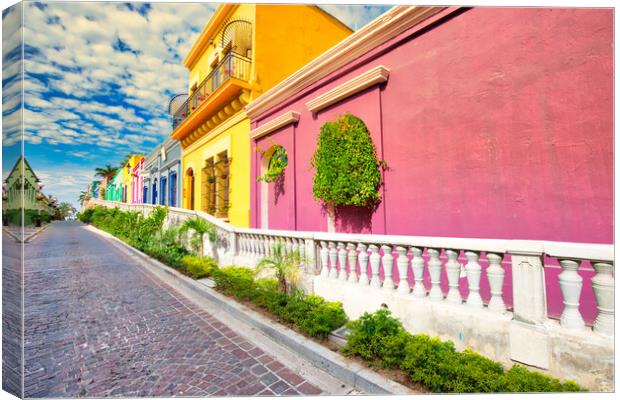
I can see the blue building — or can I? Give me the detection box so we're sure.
[141,137,182,208]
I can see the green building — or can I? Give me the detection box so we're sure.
[2,157,53,225]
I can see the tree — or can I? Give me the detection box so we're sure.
[78,191,87,205]
[94,164,118,180]
[255,242,303,294]
[54,202,76,220]
[179,217,217,256]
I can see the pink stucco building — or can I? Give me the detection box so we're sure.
[247,6,612,244]
[131,157,145,204]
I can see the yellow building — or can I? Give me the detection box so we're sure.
[171,4,352,226]
[121,155,144,203]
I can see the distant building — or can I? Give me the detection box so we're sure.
[141,137,182,207]
[2,156,54,225]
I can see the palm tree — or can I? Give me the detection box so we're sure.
[118,154,132,169]
[78,191,87,205]
[256,242,303,294]
[179,217,217,256]
[94,164,118,180]
[54,202,76,220]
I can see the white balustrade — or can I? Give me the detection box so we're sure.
[369,245,381,288]
[347,243,359,283]
[396,246,410,294]
[358,243,370,285]
[286,237,293,254]
[445,249,462,304]
[486,253,506,313]
[381,245,395,291]
[592,262,614,336]
[338,242,348,281]
[328,242,338,279]
[465,251,483,308]
[411,247,426,298]
[558,259,585,330]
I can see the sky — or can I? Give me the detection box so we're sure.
[1,1,390,208]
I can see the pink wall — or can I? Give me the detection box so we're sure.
[251,7,613,244]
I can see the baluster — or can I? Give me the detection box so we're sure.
[285,237,293,254]
[427,249,443,301]
[337,243,348,281]
[257,235,265,256]
[445,249,462,304]
[486,253,506,313]
[558,259,585,330]
[239,234,246,256]
[396,246,410,294]
[291,238,299,257]
[319,241,329,278]
[592,262,614,336]
[410,247,426,298]
[299,238,306,261]
[328,242,338,279]
[270,236,277,255]
[369,245,381,288]
[465,251,483,308]
[248,235,255,257]
[357,243,369,285]
[347,243,358,283]
[381,245,395,291]
[263,236,270,257]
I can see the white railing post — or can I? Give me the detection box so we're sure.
[592,262,614,336]
[358,243,369,285]
[465,251,483,308]
[445,249,462,304]
[410,246,426,298]
[427,248,443,301]
[337,242,348,281]
[486,253,506,313]
[381,245,395,291]
[396,246,410,294]
[369,245,381,288]
[558,259,585,330]
[347,243,359,283]
[319,241,329,278]
[304,238,316,274]
[328,242,338,279]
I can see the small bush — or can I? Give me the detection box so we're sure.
[212,266,256,300]
[181,255,218,279]
[344,309,584,393]
[77,208,95,223]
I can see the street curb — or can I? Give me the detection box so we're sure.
[85,224,413,395]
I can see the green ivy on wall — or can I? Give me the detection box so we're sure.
[311,114,383,207]
[257,145,288,183]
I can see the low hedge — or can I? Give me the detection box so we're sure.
[212,266,347,339]
[181,255,218,279]
[343,309,583,393]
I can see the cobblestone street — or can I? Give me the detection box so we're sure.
[23,221,323,397]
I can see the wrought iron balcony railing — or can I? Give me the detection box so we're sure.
[171,51,251,130]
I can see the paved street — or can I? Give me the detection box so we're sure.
[23,221,323,397]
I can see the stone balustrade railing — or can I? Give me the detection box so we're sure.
[88,199,614,338]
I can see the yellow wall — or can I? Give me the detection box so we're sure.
[253,5,352,94]
[121,155,143,201]
[179,5,352,227]
[182,113,250,226]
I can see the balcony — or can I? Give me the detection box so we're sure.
[171,51,252,133]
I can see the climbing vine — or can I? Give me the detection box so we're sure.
[311,114,383,207]
[257,146,288,183]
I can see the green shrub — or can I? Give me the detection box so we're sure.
[78,208,95,223]
[181,255,218,279]
[252,278,286,314]
[212,266,256,300]
[501,365,583,393]
[311,114,383,207]
[344,309,584,393]
[342,308,405,362]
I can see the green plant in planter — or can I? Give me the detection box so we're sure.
[257,146,288,183]
[311,114,383,207]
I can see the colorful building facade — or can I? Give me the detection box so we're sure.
[246,6,613,244]
[171,4,352,226]
[131,157,145,204]
[2,157,54,225]
[105,168,124,202]
[141,137,182,207]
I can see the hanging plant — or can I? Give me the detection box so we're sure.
[311,113,384,207]
[257,146,288,183]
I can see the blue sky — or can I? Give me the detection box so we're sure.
[2,1,390,207]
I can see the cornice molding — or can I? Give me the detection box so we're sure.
[184,4,237,69]
[305,65,389,113]
[182,111,247,158]
[245,6,449,119]
[250,111,300,140]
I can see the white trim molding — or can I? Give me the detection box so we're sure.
[250,111,301,140]
[245,6,451,119]
[305,66,390,113]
